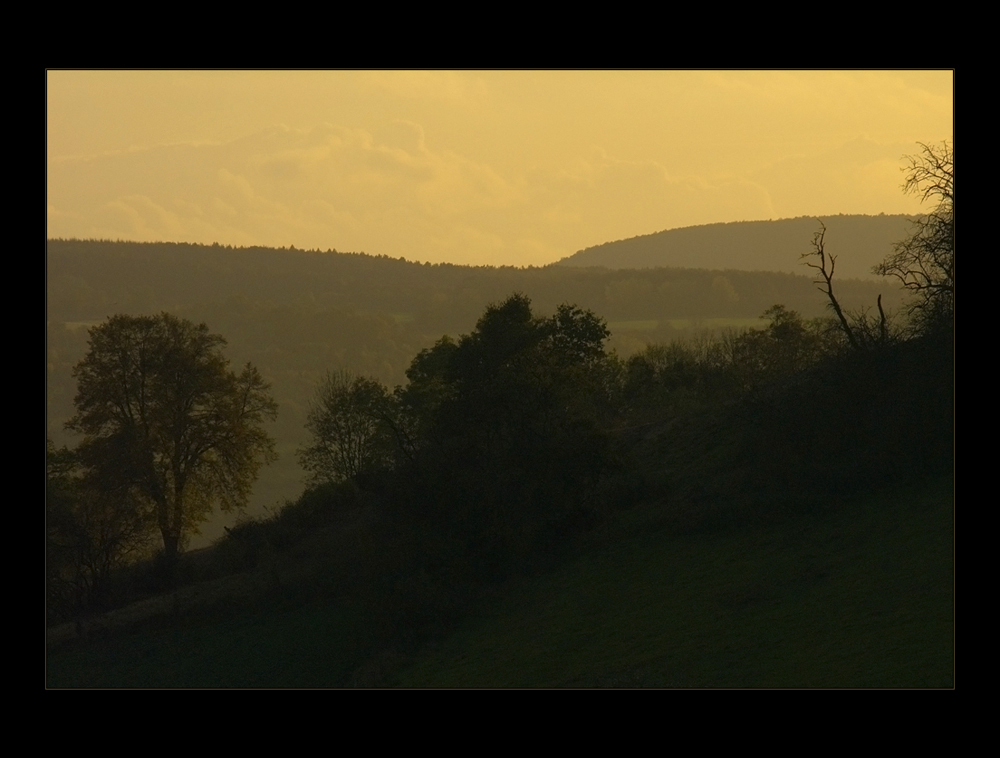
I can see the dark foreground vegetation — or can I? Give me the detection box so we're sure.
[46,143,953,687]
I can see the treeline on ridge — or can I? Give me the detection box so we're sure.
[558,214,915,277]
[48,236,902,331]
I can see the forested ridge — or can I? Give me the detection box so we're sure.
[48,234,901,337]
[46,144,953,688]
[558,214,914,277]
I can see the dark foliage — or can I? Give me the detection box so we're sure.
[745,327,952,500]
[46,440,157,622]
[391,294,617,575]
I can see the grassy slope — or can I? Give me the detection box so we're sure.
[47,477,952,688]
[394,478,953,688]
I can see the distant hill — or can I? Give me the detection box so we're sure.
[557,215,915,279]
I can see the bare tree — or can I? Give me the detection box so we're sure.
[802,221,893,350]
[802,222,861,349]
[874,141,954,328]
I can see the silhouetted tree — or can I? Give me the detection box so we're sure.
[874,141,954,330]
[398,336,459,443]
[299,371,400,485]
[396,294,615,560]
[802,221,862,349]
[803,222,897,350]
[67,314,278,571]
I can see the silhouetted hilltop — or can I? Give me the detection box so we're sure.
[557,215,915,278]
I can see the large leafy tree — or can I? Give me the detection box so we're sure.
[402,295,613,453]
[399,294,615,556]
[67,313,278,567]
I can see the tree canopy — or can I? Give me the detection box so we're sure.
[394,294,615,559]
[67,313,278,566]
[401,294,613,448]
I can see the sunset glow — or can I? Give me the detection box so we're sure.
[47,70,953,266]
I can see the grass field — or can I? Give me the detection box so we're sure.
[46,478,952,688]
[394,479,953,688]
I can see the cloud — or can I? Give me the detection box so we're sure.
[524,149,776,248]
[360,71,489,104]
[47,123,535,261]
[751,137,929,217]
[46,123,929,267]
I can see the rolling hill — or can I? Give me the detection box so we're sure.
[557,215,915,278]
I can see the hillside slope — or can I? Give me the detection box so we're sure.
[558,215,914,278]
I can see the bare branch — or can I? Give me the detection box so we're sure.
[802,221,859,350]
[874,140,954,329]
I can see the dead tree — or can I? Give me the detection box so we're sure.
[802,221,891,350]
[802,221,860,350]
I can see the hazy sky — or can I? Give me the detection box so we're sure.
[47,70,953,267]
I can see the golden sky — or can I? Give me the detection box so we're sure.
[47,70,953,267]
